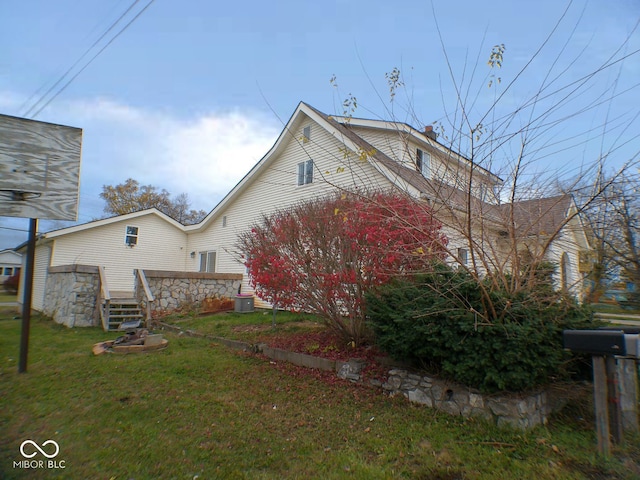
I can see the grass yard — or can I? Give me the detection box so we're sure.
[0,292,17,303]
[1,309,639,479]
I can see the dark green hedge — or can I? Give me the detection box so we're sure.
[366,264,598,393]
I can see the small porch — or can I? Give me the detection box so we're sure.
[42,265,242,331]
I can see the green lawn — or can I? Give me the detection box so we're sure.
[161,309,326,341]
[1,311,638,479]
[0,292,17,303]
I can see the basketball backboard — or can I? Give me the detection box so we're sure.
[0,113,82,221]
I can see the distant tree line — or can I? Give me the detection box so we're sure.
[100,178,207,225]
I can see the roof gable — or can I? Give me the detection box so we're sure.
[44,208,186,239]
[495,195,573,237]
[0,249,22,263]
[187,102,408,231]
[326,113,502,184]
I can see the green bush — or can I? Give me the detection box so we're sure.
[366,264,598,393]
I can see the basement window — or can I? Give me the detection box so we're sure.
[297,159,314,186]
[125,226,138,247]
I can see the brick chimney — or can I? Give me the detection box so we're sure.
[424,125,437,140]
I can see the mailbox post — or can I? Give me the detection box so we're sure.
[563,329,639,456]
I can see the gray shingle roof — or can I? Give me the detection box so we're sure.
[307,103,573,237]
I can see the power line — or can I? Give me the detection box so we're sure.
[22,0,156,120]
[0,225,32,233]
[22,0,144,118]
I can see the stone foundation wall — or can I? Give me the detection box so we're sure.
[43,265,99,328]
[137,270,243,316]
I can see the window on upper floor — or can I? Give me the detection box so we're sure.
[458,247,469,265]
[125,225,138,247]
[222,216,227,227]
[478,184,487,201]
[297,159,314,186]
[199,251,216,273]
[303,125,311,143]
[416,149,431,178]
[561,252,570,291]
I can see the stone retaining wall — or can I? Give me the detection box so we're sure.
[156,321,567,430]
[381,368,566,429]
[43,265,99,327]
[137,270,243,317]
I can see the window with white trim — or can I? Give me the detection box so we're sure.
[416,149,431,178]
[297,159,314,186]
[561,252,570,291]
[199,251,216,273]
[457,247,468,265]
[125,226,138,247]
[303,125,311,143]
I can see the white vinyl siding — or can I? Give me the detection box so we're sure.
[47,213,188,292]
[186,114,394,306]
[350,126,410,165]
[355,125,500,204]
[21,244,52,311]
[0,250,22,280]
[547,218,586,298]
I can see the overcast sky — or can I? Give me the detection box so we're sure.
[1,0,639,250]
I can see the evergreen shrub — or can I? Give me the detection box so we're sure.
[366,263,597,393]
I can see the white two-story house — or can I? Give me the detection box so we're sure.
[22,102,590,315]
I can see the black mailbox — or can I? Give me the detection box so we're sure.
[563,330,626,356]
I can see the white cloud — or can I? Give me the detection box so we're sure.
[0,94,281,248]
[59,97,280,216]
[160,111,280,210]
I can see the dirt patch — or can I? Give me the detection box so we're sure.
[253,328,391,384]
[231,320,323,334]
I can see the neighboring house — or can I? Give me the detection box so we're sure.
[495,195,592,297]
[0,248,21,283]
[20,101,592,317]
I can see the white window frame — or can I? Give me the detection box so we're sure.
[478,184,487,201]
[297,159,313,186]
[125,225,138,247]
[416,149,431,178]
[303,125,311,143]
[457,247,468,265]
[199,251,217,273]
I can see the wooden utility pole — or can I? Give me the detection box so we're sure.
[592,356,611,456]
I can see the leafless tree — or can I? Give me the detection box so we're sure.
[308,3,640,320]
